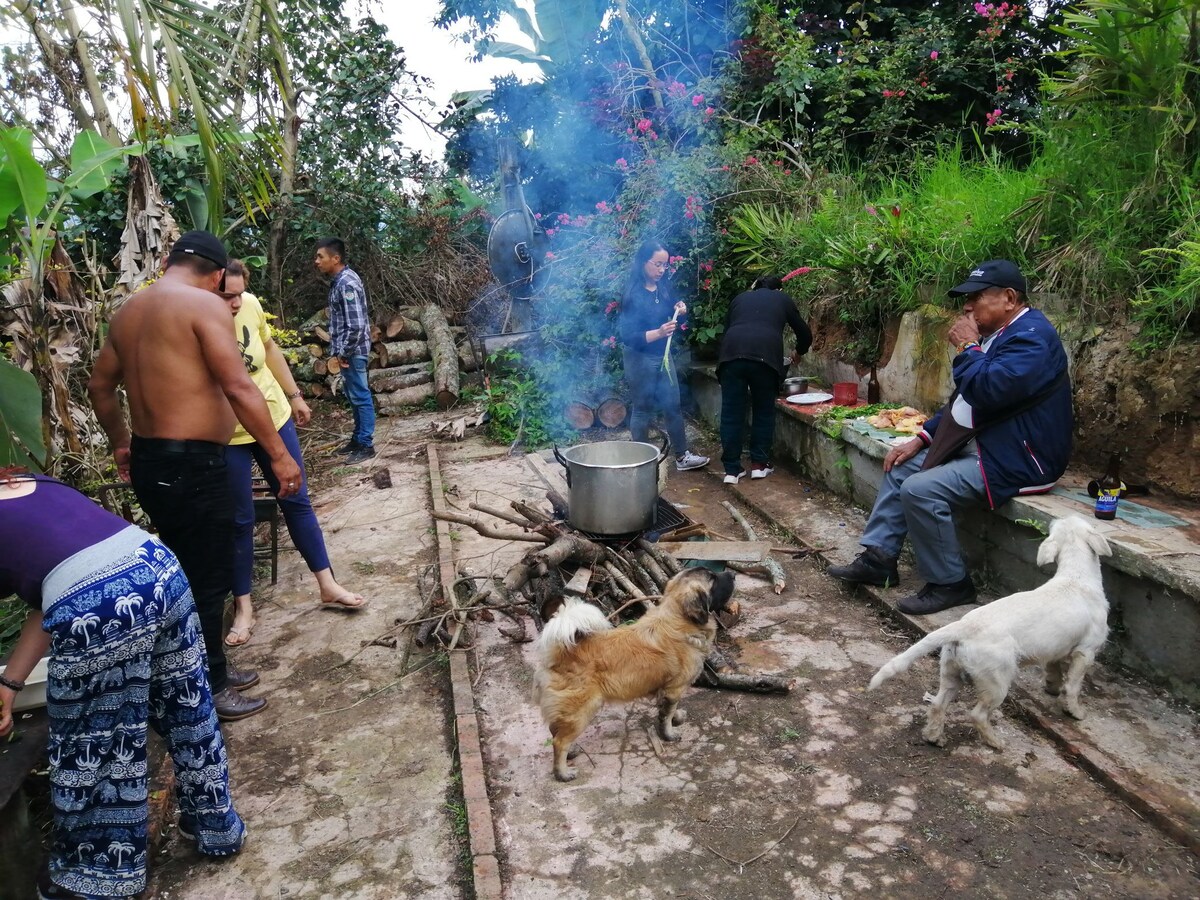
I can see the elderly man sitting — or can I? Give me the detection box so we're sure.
[827,260,1073,615]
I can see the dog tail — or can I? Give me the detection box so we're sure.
[537,598,612,663]
[868,621,968,691]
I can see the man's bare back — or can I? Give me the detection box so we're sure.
[109,277,241,442]
[89,257,301,495]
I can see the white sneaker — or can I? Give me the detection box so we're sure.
[723,471,747,484]
[675,451,709,471]
[750,464,774,479]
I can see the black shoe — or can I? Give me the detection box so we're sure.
[226,668,260,691]
[38,866,86,900]
[344,445,376,464]
[897,577,977,615]
[827,547,901,588]
[335,441,361,455]
[214,687,268,722]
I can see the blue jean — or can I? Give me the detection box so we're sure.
[342,355,375,448]
[226,418,330,596]
[622,348,687,453]
[860,444,987,585]
[719,359,778,474]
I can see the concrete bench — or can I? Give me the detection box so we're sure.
[691,365,1200,699]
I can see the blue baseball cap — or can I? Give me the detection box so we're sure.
[948,259,1027,296]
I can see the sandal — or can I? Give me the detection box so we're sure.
[224,622,255,646]
[320,593,368,611]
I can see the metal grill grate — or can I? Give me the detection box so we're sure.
[573,496,690,543]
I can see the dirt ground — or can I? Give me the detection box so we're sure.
[149,407,1199,899]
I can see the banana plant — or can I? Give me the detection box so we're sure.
[0,126,135,468]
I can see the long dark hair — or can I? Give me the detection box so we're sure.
[622,239,674,305]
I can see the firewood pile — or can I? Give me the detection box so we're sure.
[292,304,481,412]
[423,487,793,694]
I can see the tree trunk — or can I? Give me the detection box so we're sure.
[306,343,324,358]
[292,359,324,382]
[385,314,424,340]
[325,356,342,375]
[417,305,460,409]
[565,402,595,430]
[370,368,432,393]
[380,340,430,365]
[312,325,331,344]
[265,0,300,301]
[377,384,434,414]
[595,398,628,428]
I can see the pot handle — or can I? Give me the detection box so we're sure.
[657,437,671,464]
[552,445,571,488]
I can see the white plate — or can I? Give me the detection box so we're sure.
[786,392,834,405]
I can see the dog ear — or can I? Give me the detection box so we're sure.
[681,591,710,626]
[1085,527,1112,558]
[1036,529,1061,568]
[707,570,735,612]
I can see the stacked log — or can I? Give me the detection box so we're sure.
[290,305,480,412]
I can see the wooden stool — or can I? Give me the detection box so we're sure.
[251,477,280,585]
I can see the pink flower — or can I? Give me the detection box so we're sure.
[781,267,811,282]
[865,205,878,216]
[615,157,628,170]
[883,89,894,98]
[596,201,611,214]
[985,108,1003,127]
[605,301,619,315]
[544,251,556,260]
[692,94,705,106]
[930,50,939,60]
[704,107,715,117]
[602,336,617,349]
[890,205,901,217]
[636,118,653,133]
[744,155,759,166]
[545,228,556,237]
[974,2,989,14]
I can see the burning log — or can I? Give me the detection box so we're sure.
[595,398,628,429]
[564,401,596,430]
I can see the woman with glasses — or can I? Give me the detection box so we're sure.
[216,260,366,648]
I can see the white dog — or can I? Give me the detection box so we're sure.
[869,516,1111,750]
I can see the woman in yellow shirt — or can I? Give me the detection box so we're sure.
[219,260,366,646]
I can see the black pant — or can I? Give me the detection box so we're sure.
[129,437,235,693]
[719,358,779,474]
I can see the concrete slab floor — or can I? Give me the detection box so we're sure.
[146,411,1199,899]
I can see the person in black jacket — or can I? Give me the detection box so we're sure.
[717,275,812,482]
[618,240,709,471]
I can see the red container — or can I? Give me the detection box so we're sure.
[832,381,858,405]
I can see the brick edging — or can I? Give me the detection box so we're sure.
[718,472,1200,858]
[429,444,503,899]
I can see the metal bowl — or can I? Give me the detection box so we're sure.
[781,377,809,395]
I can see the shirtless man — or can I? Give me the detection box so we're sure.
[88,230,301,721]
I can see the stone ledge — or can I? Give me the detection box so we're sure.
[692,364,1200,693]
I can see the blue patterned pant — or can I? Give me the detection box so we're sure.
[43,529,244,897]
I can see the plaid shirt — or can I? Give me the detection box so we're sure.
[327,266,370,358]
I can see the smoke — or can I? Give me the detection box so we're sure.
[464,1,743,435]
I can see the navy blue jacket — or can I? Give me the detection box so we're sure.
[920,307,1073,508]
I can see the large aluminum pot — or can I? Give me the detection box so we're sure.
[553,439,669,535]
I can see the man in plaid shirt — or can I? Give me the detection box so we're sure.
[315,237,375,461]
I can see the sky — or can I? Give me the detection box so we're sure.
[371,0,541,161]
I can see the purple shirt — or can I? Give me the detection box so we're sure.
[0,476,128,609]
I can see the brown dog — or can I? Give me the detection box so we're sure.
[533,567,736,782]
